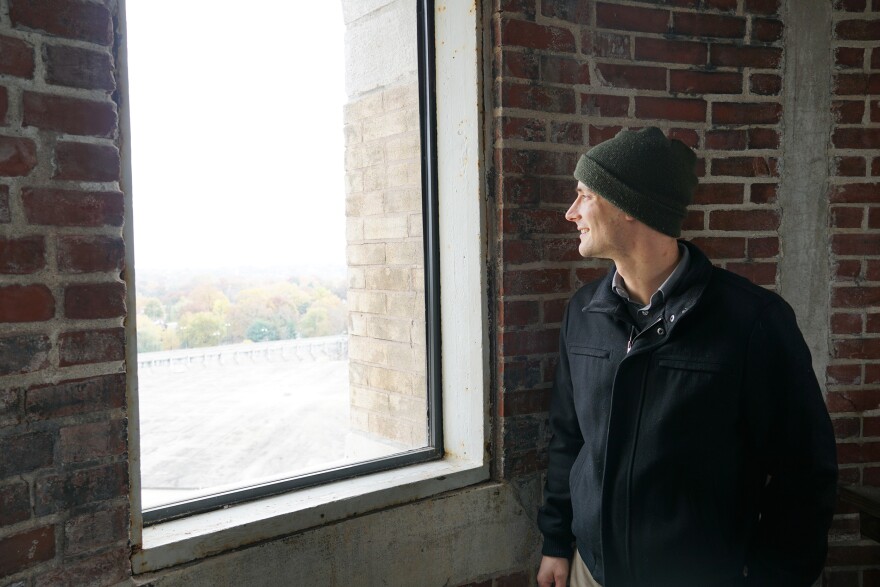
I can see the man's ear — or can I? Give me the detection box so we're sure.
[623,214,636,222]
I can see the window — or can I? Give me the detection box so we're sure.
[125,0,486,571]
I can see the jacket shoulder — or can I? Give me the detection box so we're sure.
[708,266,787,313]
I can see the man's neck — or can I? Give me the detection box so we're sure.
[613,240,682,306]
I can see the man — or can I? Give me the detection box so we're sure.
[536,127,838,587]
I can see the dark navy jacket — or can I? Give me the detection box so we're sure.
[538,241,838,587]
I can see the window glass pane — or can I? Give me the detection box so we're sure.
[128,0,430,516]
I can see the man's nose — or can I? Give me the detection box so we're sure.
[565,200,579,221]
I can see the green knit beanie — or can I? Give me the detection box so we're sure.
[573,127,698,237]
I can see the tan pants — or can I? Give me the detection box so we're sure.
[570,549,603,587]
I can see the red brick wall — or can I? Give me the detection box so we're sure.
[0,0,129,584]
[825,0,880,582]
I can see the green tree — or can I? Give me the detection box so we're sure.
[143,298,165,322]
[179,312,226,348]
[137,318,163,353]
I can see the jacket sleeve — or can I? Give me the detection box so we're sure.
[537,302,585,558]
[744,299,838,586]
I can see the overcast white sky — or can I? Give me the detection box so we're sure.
[126,2,347,274]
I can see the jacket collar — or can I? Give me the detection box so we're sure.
[582,240,712,322]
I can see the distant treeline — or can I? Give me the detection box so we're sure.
[136,274,347,353]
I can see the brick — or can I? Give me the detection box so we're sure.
[57,235,124,274]
[713,102,781,125]
[64,506,127,555]
[837,19,880,40]
[588,124,622,145]
[726,262,776,285]
[837,441,880,464]
[500,388,551,417]
[710,45,782,68]
[832,206,864,228]
[23,91,116,136]
[693,183,744,204]
[833,234,880,255]
[835,259,862,280]
[635,96,707,122]
[504,239,542,265]
[833,286,880,308]
[0,388,21,426]
[0,34,33,79]
[582,30,631,59]
[581,94,629,117]
[833,417,861,439]
[498,81,576,113]
[831,312,863,334]
[540,177,578,205]
[873,100,880,122]
[0,87,7,124]
[541,0,589,23]
[502,177,540,206]
[595,3,669,33]
[750,73,782,95]
[499,116,547,143]
[0,135,37,177]
[868,313,880,333]
[0,482,30,525]
[35,462,127,516]
[501,300,540,327]
[672,13,746,39]
[834,0,867,9]
[0,236,45,274]
[501,328,560,355]
[596,63,666,90]
[544,298,568,323]
[575,266,610,287]
[543,237,582,262]
[670,70,742,94]
[550,121,583,145]
[870,207,880,228]
[502,268,570,295]
[690,236,746,258]
[0,431,54,476]
[64,282,126,319]
[827,363,862,385]
[498,17,576,52]
[0,185,9,223]
[0,526,55,577]
[749,237,779,258]
[705,130,747,150]
[831,183,880,203]
[53,141,120,181]
[501,448,546,477]
[713,157,777,177]
[496,571,530,587]
[540,55,590,84]
[58,327,125,366]
[749,128,780,149]
[873,47,880,70]
[668,128,699,148]
[501,149,578,176]
[744,0,779,15]
[60,419,126,464]
[833,100,865,124]
[682,209,705,231]
[33,547,132,587]
[753,18,783,42]
[0,333,51,376]
[826,389,880,412]
[709,209,780,231]
[500,49,539,80]
[633,37,707,65]
[503,208,570,234]
[26,374,125,421]
[706,0,738,9]
[44,44,114,91]
[499,0,536,17]
[834,128,880,149]
[9,0,112,44]
[22,188,123,226]
[835,157,867,177]
[0,284,54,322]
[835,73,880,95]
[836,47,865,68]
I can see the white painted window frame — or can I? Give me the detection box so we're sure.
[120,1,488,574]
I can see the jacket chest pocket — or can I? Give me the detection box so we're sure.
[567,345,615,438]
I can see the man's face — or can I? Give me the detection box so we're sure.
[565,181,630,260]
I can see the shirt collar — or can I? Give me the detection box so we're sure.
[611,243,690,311]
